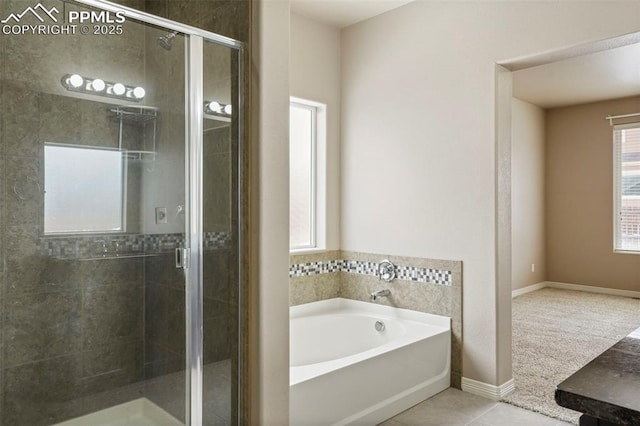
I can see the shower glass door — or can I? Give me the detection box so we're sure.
[0,0,243,425]
[200,38,241,426]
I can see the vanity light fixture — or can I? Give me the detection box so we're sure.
[111,83,126,96]
[67,74,84,88]
[61,73,146,102]
[204,100,232,117]
[131,87,145,99]
[206,101,221,114]
[90,78,106,92]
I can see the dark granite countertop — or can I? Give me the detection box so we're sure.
[555,327,640,426]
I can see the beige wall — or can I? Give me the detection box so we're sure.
[251,0,290,423]
[290,14,341,250]
[512,98,546,290]
[546,96,640,292]
[340,2,640,386]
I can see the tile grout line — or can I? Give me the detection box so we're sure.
[463,401,500,425]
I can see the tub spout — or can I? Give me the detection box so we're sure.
[370,289,390,302]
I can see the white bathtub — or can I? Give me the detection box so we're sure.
[290,298,451,426]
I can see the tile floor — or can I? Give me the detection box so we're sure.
[379,388,574,426]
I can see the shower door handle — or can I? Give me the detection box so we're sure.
[175,247,190,269]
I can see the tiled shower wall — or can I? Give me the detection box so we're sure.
[0,2,147,422]
[0,91,152,422]
[289,250,463,388]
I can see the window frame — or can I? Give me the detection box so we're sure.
[289,97,327,253]
[613,122,640,254]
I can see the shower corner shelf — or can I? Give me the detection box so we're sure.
[204,112,231,123]
[110,105,159,122]
[110,105,159,160]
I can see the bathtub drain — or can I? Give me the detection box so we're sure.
[375,320,386,332]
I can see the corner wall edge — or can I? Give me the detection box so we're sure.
[461,377,515,401]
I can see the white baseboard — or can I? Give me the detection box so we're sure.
[461,377,514,401]
[546,281,640,299]
[511,282,547,298]
[512,281,640,299]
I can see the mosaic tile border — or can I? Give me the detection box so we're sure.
[40,231,231,259]
[290,259,452,286]
[289,260,344,277]
[204,232,232,249]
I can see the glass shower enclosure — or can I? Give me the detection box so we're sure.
[0,0,244,424]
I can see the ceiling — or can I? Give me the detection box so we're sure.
[512,42,640,109]
[290,0,415,28]
[289,1,640,109]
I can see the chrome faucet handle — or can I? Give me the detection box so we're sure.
[377,259,396,282]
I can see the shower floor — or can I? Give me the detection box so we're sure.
[52,359,231,426]
[54,398,182,426]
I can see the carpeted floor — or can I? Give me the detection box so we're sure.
[502,287,640,424]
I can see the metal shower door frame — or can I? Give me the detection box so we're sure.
[70,1,245,425]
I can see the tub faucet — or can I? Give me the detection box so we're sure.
[370,289,390,302]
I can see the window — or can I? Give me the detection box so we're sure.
[44,144,126,234]
[289,98,326,251]
[613,124,640,252]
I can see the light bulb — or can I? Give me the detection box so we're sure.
[68,74,84,88]
[112,83,126,96]
[223,104,232,115]
[132,87,145,99]
[91,79,105,92]
[207,101,221,113]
